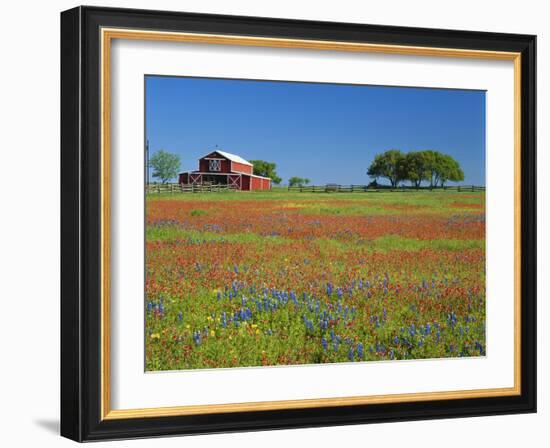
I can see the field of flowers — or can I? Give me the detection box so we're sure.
[145,190,486,371]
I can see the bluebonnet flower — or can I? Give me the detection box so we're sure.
[193,331,202,346]
[447,312,458,328]
[290,291,298,304]
[348,347,354,361]
[357,343,364,359]
[177,312,183,322]
[475,341,486,355]
[322,337,328,351]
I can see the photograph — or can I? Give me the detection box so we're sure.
[144,75,487,371]
[56,4,538,442]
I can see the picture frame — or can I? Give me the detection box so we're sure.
[60,5,536,442]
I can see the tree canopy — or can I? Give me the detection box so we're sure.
[366,149,404,188]
[367,149,464,188]
[288,176,311,187]
[149,149,181,184]
[249,160,282,184]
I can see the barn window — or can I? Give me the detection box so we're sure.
[209,159,221,171]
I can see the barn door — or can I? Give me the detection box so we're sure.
[189,173,202,185]
[227,174,241,189]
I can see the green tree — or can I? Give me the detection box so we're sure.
[288,176,311,187]
[399,151,430,188]
[367,149,405,188]
[421,150,464,187]
[422,150,443,187]
[249,160,282,184]
[438,154,465,186]
[149,149,181,184]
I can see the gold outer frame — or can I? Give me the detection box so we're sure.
[100,28,522,421]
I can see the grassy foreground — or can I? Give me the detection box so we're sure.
[145,190,486,371]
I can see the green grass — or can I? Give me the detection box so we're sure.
[145,188,486,370]
[147,224,483,252]
[147,188,484,209]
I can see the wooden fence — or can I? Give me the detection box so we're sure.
[146,183,237,194]
[287,184,486,193]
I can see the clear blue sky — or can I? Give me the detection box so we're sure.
[145,75,486,186]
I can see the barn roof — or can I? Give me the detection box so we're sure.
[209,150,253,167]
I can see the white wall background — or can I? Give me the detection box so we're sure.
[0,0,546,446]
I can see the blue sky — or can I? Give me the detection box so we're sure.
[145,76,486,186]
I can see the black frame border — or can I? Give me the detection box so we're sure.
[61,6,536,442]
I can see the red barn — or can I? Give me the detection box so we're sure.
[178,150,272,191]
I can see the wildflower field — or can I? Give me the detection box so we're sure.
[145,190,486,371]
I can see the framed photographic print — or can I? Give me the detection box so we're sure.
[60,6,536,442]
